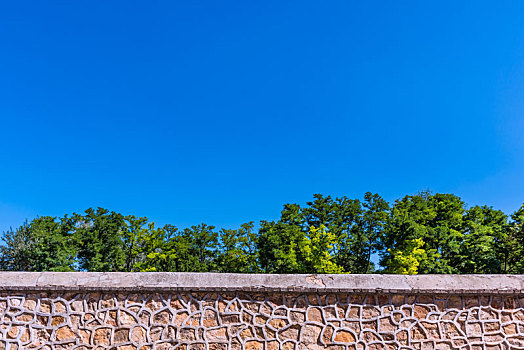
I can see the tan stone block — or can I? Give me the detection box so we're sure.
[153,310,172,324]
[138,310,151,326]
[54,301,67,313]
[56,326,75,341]
[94,327,111,345]
[16,313,34,322]
[484,333,504,343]
[39,300,52,313]
[479,308,498,320]
[301,324,322,344]
[179,328,196,342]
[411,324,426,340]
[420,321,440,339]
[503,323,517,334]
[396,329,408,345]
[362,306,380,319]
[278,325,300,341]
[114,328,129,343]
[239,327,254,340]
[282,341,296,350]
[130,326,146,343]
[145,295,164,312]
[207,344,227,350]
[203,309,218,327]
[206,327,227,340]
[379,316,396,332]
[334,330,355,343]
[245,340,263,350]
[267,340,280,350]
[514,309,524,321]
[368,344,386,350]
[221,313,240,325]
[361,320,378,331]
[414,305,430,319]
[447,296,462,309]
[347,306,360,319]
[23,295,38,311]
[484,321,500,332]
[362,330,381,343]
[507,335,524,347]
[7,326,20,339]
[321,325,334,344]
[51,316,65,326]
[79,329,91,344]
[20,328,30,342]
[307,307,323,323]
[269,318,288,329]
[150,326,164,342]
[118,346,137,350]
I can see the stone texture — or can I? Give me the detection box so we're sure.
[0,273,523,348]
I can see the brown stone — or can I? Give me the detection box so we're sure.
[245,340,263,350]
[279,325,300,341]
[94,327,111,345]
[269,318,288,329]
[56,326,75,341]
[206,327,227,340]
[334,330,356,343]
[362,306,381,319]
[307,307,323,323]
[379,317,396,332]
[302,324,323,344]
[179,328,196,342]
[322,325,334,344]
[114,328,129,343]
[130,326,146,343]
[414,305,430,319]
[447,296,462,309]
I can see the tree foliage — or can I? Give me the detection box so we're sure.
[1,192,523,274]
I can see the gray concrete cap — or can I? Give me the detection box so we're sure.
[0,272,523,294]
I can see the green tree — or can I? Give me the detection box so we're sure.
[121,215,150,272]
[299,225,343,273]
[506,204,524,273]
[0,221,35,271]
[216,222,260,273]
[455,206,508,273]
[386,238,426,274]
[75,208,127,272]
[381,191,465,274]
[0,216,77,271]
[353,193,389,273]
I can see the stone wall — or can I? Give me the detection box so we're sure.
[0,273,523,349]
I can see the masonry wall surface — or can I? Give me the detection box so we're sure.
[0,273,523,350]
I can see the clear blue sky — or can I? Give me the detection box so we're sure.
[1,1,524,232]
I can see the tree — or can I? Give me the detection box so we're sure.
[381,191,465,274]
[121,215,150,272]
[353,193,389,273]
[455,206,508,273]
[216,222,260,273]
[75,208,127,272]
[0,221,37,271]
[0,216,77,271]
[299,225,343,273]
[506,203,524,273]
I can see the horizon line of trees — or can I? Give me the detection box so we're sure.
[1,191,523,274]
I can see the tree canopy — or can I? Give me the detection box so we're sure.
[1,191,523,274]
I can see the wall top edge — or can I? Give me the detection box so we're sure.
[0,273,523,294]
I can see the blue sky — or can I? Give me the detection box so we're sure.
[1,1,524,232]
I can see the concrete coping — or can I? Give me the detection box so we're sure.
[0,272,523,294]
